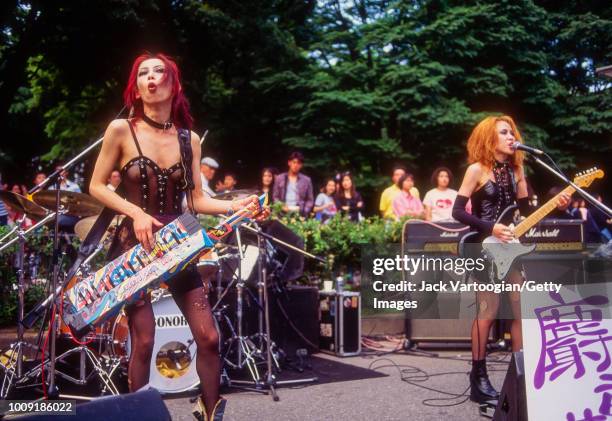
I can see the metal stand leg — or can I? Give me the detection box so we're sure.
[0,225,39,399]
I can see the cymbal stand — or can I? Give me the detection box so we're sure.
[0,213,56,252]
[10,244,120,399]
[243,222,318,402]
[212,229,267,395]
[0,225,38,398]
[0,215,24,244]
[45,183,63,399]
[250,238,280,372]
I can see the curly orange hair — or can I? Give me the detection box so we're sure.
[467,115,524,169]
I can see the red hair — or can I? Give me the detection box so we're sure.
[123,53,193,129]
[467,115,524,169]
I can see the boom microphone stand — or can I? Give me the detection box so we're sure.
[239,222,322,402]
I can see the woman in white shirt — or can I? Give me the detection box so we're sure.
[423,167,458,222]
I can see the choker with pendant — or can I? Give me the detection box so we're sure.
[142,114,173,130]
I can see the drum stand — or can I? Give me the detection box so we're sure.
[0,224,39,399]
[16,340,123,400]
[212,231,267,394]
[236,223,318,401]
[1,236,121,400]
[51,247,122,399]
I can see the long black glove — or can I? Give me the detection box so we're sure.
[452,194,495,235]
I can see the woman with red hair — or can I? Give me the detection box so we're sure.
[90,53,262,420]
[452,115,568,404]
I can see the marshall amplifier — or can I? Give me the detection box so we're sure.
[519,219,587,285]
[402,220,469,255]
[319,290,361,357]
[518,218,584,252]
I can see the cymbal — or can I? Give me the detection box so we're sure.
[74,215,125,243]
[32,190,103,217]
[0,191,48,218]
[214,189,259,201]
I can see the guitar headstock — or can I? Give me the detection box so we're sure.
[574,167,604,188]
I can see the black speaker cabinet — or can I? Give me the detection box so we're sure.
[14,389,171,421]
[269,285,320,355]
[494,351,527,421]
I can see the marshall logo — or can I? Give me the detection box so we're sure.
[524,227,560,239]
[155,314,189,328]
[440,232,459,238]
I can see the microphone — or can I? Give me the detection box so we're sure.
[511,141,544,156]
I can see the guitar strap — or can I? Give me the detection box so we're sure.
[509,167,517,202]
[177,128,196,214]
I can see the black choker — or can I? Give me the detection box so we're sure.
[142,114,173,130]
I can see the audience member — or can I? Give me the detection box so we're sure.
[222,172,237,192]
[106,170,121,191]
[380,165,419,219]
[56,166,81,193]
[0,175,8,226]
[272,151,314,217]
[10,184,28,196]
[591,193,612,241]
[423,167,458,222]
[335,172,363,222]
[392,172,424,220]
[259,167,277,201]
[570,195,604,243]
[33,172,47,188]
[314,178,337,223]
[200,157,219,197]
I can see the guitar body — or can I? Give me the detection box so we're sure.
[458,205,534,283]
[481,236,535,281]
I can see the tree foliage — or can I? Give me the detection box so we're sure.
[1,0,610,209]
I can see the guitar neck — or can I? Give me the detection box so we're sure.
[514,185,575,237]
[206,199,261,241]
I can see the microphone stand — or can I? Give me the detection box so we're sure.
[527,154,612,217]
[240,221,320,402]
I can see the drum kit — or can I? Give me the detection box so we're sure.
[0,187,323,401]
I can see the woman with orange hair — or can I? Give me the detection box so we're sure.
[452,115,568,403]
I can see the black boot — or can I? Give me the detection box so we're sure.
[470,359,499,403]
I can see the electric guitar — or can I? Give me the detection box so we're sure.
[458,168,603,282]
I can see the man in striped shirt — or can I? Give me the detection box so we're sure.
[0,174,9,226]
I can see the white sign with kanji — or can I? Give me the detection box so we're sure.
[522,283,612,420]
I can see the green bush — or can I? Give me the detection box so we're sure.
[274,209,414,282]
[0,225,60,327]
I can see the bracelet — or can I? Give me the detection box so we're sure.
[226,200,235,216]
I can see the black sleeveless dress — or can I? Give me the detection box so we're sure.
[469,162,518,283]
[106,119,202,295]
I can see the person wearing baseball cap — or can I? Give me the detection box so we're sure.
[200,157,219,197]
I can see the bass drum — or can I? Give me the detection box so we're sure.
[110,292,221,394]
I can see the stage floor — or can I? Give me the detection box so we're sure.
[164,350,508,421]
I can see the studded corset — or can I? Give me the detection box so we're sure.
[120,120,185,216]
[106,120,188,261]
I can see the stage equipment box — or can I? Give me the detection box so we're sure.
[319,290,361,357]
